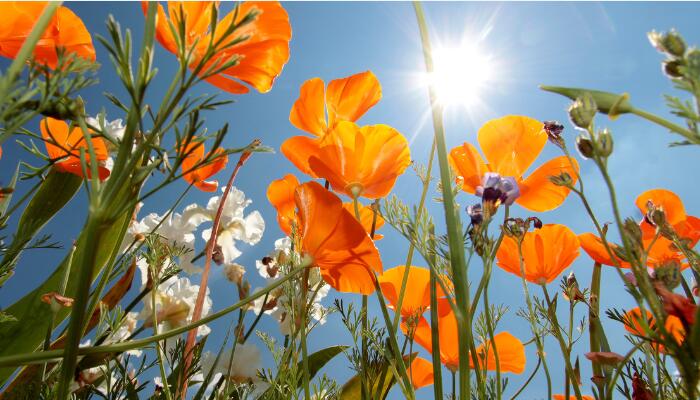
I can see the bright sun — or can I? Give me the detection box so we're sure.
[428,45,492,108]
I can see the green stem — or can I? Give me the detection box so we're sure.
[151,266,173,400]
[352,196,370,400]
[428,225,443,400]
[412,3,474,398]
[630,107,700,145]
[300,267,311,399]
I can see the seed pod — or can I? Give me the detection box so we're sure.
[597,128,614,157]
[568,93,598,129]
[576,135,595,159]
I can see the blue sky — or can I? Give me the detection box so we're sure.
[2,2,700,399]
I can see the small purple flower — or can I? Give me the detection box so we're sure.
[466,203,483,226]
[475,172,520,206]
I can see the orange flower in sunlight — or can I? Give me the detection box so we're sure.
[267,173,300,235]
[282,70,381,176]
[0,2,95,68]
[307,121,411,199]
[379,265,444,319]
[578,232,688,269]
[408,357,434,390]
[408,302,525,373]
[496,224,580,284]
[623,307,685,353]
[635,189,700,244]
[554,395,595,400]
[41,118,109,180]
[342,202,385,239]
[149,1,291,94]
[180,139,228,192]
[448,115,579,212]
[295,181,382,294]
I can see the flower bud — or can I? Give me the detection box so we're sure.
[575,135,595,159]
[662,59,684,78]
[466,203,483,226]
[648,29,686,58]
[568,93,597,129]
[543,120,565,148]
[654,260,682,290]
[686,48,700,80]
[549,172,573,188]
[597,128,614,157]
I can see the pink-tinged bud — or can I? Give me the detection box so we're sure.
[585,351,625,366]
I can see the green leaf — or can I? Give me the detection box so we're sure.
[0,311,16,324]
[0,170,82,286]
[0,164,20,219]
[540,85,634,116]
[0,183,137,385]
[296,345,348,388]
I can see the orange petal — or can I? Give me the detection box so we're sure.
[496,224,580,284]
[408,301,460,371]
[378,266,443,318]
[517,156,579,212]
[267,174,300,235]
[448,142,488,194]
[408,357,434,390]
[280,135,321,177]
[624,307,655,336]
[326,70,382,128]
[470,332,526,374]
[477,115,546,178]
[578,233,629,268]
[41,118,109,180]
[309,121,411,199]
[676,216,700,246]
[289,77,327,136]
[635,189,687,226]
[211,2,291,93]
[295,181,382,294]
[342,202,384,239]
[181,141,228,192]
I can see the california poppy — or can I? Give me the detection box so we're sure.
[295,181,382,294]
[408,301,525,373]
[378,265,444,319]
[149,1,291,94]
[496,224,580,284]
[307,121,411,199]
[635,189,700,244]
[408,357,434,390]
[40,117,109,180]
[0,2,95,69]
[623,307,685,353]
[267,174,385,238]
[448,115,579,212]
[180,139,228,192]
[282,71,381,176]
[579,232,687,269]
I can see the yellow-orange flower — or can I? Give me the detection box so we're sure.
[408,302,525,373]
[579,189,698,269]
[0,2,95,68]
[408,357,434,390]
[378,265,444,319]
[295,181,382,294]
[149,1,291,94]
[180,139,228,192]
[267,174,385,238]
[282,71,382,176]
[496,224,580,284]
[307,121,411,199]
[623,307,685,353]
[40,118,109,180]
[448,115,579,212]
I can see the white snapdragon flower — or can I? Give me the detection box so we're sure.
[184,187,265,265]
[256,237,292,281]
[131,211,202,274]
[87,115,126,144]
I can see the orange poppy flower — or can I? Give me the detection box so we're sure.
[40,118,109,180]
[282,71,382,176]
[448,115,579,212]
[408,357,434,390]
[623,307,685,353]
[408,302,525,374]
[306,121,411,199]
[267,173,300,235]
[267,174,385,238]
[553,395,595,400]
[295,181,382,294]
[180,139,228,192]
[579,232,687,270]
[149,1,291,94]
[635,189,700,244]
[378,265,444,319]
[341,202,385,239]
[0,2,95,69]
[496,224,580,284]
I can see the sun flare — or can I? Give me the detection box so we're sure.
[428,44,493,108]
